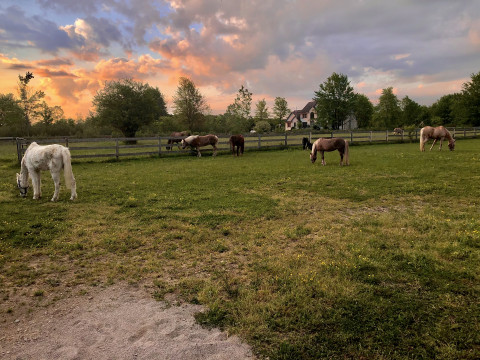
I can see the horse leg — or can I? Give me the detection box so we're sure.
[321,151,326,166]
[196,147,201,157]
[30,170,41,199]
[439,138,444,150]
[212,144,217,157]
[339,150,344,166]
[51,170,61,201]
[429,139,437,151]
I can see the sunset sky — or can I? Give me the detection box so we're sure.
[1,0,480,119]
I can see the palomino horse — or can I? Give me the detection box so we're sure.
[302,137,313,150]
[16,142,77,201]
[229,135,244,156]
[181,134,218,157]
[310,138,349,166]
[419,126,455,151]
[166,131,189,150]
[393,128,404,135]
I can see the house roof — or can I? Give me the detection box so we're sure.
[285,101,316,122]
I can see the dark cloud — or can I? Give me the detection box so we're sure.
[0,6,71,53]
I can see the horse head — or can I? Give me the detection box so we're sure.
[310,148,317,163]
[16,173,29,197]
[448,139,456,151]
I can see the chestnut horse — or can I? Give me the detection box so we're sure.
[310,138,349,166]
[181,134,218,157]
[166,131,189,150]
[419,126,455,151]
[229,135,244,156]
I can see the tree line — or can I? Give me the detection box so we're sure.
[1,71,479,138]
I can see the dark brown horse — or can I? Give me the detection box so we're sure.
[229,135,244,156]
[310,138,349,166]
[166,131,189,150]
[302,137,313,150]
[419,126,455,151]
[181,134,218,157]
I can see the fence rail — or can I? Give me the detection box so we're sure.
[15,127,480,162]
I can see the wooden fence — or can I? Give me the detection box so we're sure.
[15,127,480,162]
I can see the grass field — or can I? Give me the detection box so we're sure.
[1,139,479,359]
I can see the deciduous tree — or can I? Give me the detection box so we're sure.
[173,77,209,132]
[314,73,355,130]
[93,78,167,138]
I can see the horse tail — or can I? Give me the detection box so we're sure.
[344,140,350,165]
[419,127,425,151]
[61,147,75,189]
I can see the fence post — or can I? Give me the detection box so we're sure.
[158,137,162,156]
[464,128,466,138]
[115,139,119,160]
[331,132,334,139]
[386,130,389,142]
[284,132,288,147]
[258,134,261,149]
[370,131,373,142]
[65,137,69,148]
[350,131,353,143]
[309,131,312,142]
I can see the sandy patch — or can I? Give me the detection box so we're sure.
[0,285,255,360]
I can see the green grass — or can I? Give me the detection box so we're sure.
[1,140,480,359]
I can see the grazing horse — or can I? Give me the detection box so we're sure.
[419,126,455,151]
[16,142,77,201]
[310,138,349,166]
[181,134,218,157]
[229,135,244,156]
[302,137,313,150]
[166,131,189,150]
[393,128,404,135]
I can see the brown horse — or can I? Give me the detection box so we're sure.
[229,135,244,156]
[310,138,349,166]
[419,126,455,151]
[181,134,218,157]
[166,131,189,150]
[393,128,404,135]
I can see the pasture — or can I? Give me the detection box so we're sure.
[1,139,479,359]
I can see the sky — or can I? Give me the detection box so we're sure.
[1,0,480,119]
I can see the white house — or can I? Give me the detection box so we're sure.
[285,100,358,130]
[284,101,317,131]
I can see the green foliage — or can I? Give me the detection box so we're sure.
[372,87,401,129]
[273,97,290,122]
[254,120,271,133]
[461,71,480,126]
[314,72,355,130]
[352,93,373,128]
[254,98,269,123]
[173,77,209,132]
[0,93,24,136]
[92,78,167,137]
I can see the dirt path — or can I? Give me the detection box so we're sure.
[0,285,255,359]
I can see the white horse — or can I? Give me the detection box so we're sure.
[16,142,77,201]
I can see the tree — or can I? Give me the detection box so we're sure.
[228,85,253,120]
[461,71,480,126]
[314,72,355,130]
[17,72,45,135]
[254,99,269,123]
[173,77,209,132]
[372,87,401,129]
[400,96,422,126]
[225,85,254,132]
[92,78,167,138]
[273,97,290,130]
[352,94,373,128]
[0,93,24,136]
